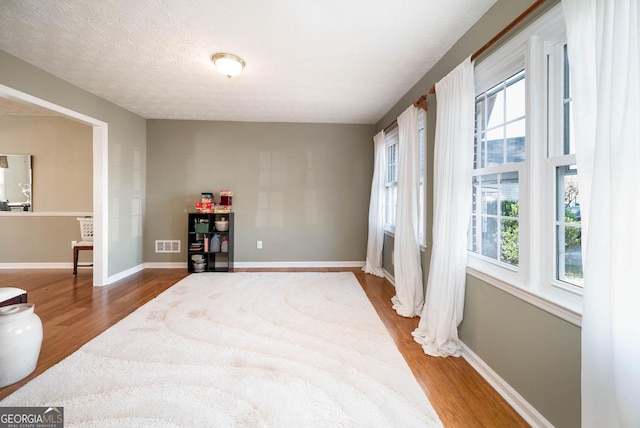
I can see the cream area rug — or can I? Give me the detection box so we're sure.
[1,272,442,427]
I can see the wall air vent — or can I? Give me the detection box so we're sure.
[155,240,180,253]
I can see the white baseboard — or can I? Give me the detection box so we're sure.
[233,261,365,269]
[460,341,553,428]
[143,262,187,269]
[0,211,93,217]
[0,262,144,288]
[143,261,365,270]
[383,268,395,286]
[0,263,72,269]
[0,261,364,271]
[103,263,144,285]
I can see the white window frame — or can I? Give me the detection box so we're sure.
[383,113,426,248]
[467,3,582,326]
[543,33,583,307]
[469,69,528,288]
[384,126,398,233]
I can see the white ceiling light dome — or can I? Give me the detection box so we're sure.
[211,53,246,78]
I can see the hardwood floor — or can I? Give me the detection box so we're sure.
[0,268,528,427]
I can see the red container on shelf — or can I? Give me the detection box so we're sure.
[220,190,233,206]
[195,202,213,213]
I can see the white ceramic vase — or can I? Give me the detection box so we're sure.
[0,303,43,388]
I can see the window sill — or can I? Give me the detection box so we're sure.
[466,266,582,327]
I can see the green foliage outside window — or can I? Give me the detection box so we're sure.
[500,200,519,266]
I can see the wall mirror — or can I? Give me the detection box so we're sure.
[0,154,32,212]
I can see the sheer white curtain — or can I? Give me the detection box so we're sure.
[412,58,474,357]
[363,130,386,277]
[563,1,640,426]
[391,105,424,317]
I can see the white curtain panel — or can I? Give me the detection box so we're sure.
[363,130,386,277]
[391,105,424,318]
[563,1,640,426]
[412,58,474,357]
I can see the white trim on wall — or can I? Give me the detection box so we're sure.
[144,262,187,269]
[0,212,93,217]
[233,261,365,269]
[106,263,144,283]
[144,261,365,269]
[0,263,72,269]
[467,266,582,327]
[383,268,395,286]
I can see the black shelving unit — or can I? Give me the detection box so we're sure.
[187,212,234,272]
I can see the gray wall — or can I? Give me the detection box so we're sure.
[377,0,580,426]
[0,50,147,276]
[460,275,581,428]
[145,120,375,264]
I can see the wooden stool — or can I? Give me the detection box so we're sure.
[73,217,93,276]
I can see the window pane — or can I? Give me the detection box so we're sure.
[501,219,519,266]
[482,217,498,259]
[385,185,397,226]
[481,174,498,215]
[469,177,479,253]
[474,132,484,168]
[474,70,525,168]
[475,98,485,137]
[470,172,520,267]
[563,44,575,155]
[558,225,583,286]
[486,128,504,166]
[506,74,526,122]
[486,87,505,130]
[468,214,476,252]
[500,172,519,217]
[556,165,583,287]
[506,119,526,162]
[386,143,397,184]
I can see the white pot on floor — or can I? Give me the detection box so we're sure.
[0,303,43,388]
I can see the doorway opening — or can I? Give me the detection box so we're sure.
[0,84,108,286]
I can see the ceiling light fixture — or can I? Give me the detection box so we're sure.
[211,53,246,79]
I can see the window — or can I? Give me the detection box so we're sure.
[469,71,525,268]
[384,126,398,230]
[467,4,582,324]
[383,111,426,246]
[546,41,583,292]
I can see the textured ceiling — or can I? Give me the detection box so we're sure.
[0,0,495,124]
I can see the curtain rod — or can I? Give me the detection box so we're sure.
[382,95,428,133]
[427,0,548,95]
[381,0,547,133]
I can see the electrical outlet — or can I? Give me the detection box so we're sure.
[257,240,263,249]
[71,240,77,248]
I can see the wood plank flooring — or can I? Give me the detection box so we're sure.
[0,268,528,427]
